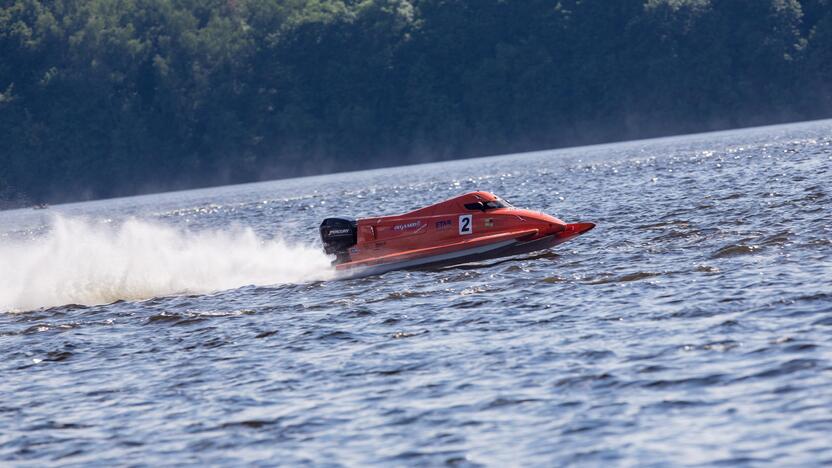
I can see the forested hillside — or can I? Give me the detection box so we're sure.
[2,0,831,207]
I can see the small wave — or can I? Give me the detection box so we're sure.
[637,220,691,230]
[711,244,760,258]
[760,230,791,246]
[0,216,334,312]
[588,271,661,284]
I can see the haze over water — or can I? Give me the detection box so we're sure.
[1,120,831,465]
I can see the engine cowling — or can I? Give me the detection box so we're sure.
[319,218,357,263]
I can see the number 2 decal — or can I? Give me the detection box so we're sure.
[459,214,472,235]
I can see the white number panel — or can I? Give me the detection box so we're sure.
[459,214,472,235]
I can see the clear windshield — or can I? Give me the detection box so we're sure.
[484,198,512,209]
[465,198,513,211]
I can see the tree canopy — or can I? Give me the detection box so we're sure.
[1,0,831,207]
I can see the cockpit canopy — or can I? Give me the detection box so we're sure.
[464,197,513,211]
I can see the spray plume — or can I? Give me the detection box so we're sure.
[0,216,334,312]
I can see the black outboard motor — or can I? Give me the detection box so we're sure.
[320,218,357,264]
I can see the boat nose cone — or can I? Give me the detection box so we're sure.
[569,222,595,235]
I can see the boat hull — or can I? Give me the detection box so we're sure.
[335,222,594,279]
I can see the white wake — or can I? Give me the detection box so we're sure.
[0,216,334,312]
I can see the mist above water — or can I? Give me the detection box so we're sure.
[0,216,334,312]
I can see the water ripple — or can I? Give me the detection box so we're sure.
[1,121,832,464]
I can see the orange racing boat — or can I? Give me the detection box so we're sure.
[320,191,594,277]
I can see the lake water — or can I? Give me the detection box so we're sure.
[1,120,831,465]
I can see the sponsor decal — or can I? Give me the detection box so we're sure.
[485,218,494,227]
[435,219,453,230]
[393,221,422,231]
[349,247,359,254]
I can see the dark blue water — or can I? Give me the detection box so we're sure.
[1,120,831,465]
